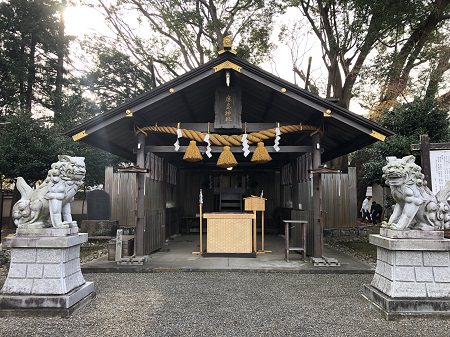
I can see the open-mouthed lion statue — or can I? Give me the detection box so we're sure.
[12,155,86,229]
[382,155,450,230]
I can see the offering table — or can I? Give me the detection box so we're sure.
[203,213,255,254]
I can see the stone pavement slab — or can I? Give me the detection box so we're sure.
[81,234,373,273]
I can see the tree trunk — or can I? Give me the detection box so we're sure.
[54,0,66,124]
[381,0,450,104]
[19,34,26,110]
[425,46,450,100]
[25,32,37,113]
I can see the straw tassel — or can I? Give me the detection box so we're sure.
[183,140,203,162]
[217,146,237,168]
[251,142,272,164]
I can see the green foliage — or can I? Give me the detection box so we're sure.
[0,0,68,114]
[350,99,450,185]
[0,1,121,187]
[0,112,59,183]
[81,40,155,111]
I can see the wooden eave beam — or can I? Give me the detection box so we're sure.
[141,123,314,133]
[239,68,390,140]
[70,70,214,139]
[84,137,135,162]
[321,136,372,162]
[129,70,214,115]
[145,145,312,153]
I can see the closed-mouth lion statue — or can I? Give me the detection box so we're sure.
[12,155,86,229]
[382,155,450,230]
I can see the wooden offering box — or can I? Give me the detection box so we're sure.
[244,196,266,211]
[204,213,255,254]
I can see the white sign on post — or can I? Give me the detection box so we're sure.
[429,150,450,194]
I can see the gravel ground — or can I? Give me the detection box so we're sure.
[1,272,450,337]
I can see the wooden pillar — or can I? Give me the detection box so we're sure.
[312,133,322,258]
[420,134,432,190]
[135,132,146,256]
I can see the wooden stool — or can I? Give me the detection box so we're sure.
[283,220,307,262]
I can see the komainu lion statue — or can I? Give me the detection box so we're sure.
[382,155,450,230]
[12,155,86,229]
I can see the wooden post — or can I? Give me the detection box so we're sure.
[134,132,146,256]
[199,203,203,254]
[420,134,432,191]
[261,210,264,252]
[253,210,257,252]
[312,132,322,258]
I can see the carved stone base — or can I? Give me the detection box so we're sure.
[0,283,95,317]
[16,227,79,237]
[362,284,450,320]
[364,232,450,318]
[0,230,94,316]
[380,228,444,240]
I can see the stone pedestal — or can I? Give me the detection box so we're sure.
[363,229,450,319]
[0,228,95,317]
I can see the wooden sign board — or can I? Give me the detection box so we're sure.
[214,87,242,129]
[244,196,266,211]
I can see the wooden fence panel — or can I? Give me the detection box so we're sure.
[104,169,137,228]
[104,165,172,255]
[321,168,357,228]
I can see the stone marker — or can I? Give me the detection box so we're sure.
[79,220,118,237]
[86,190,111,220]
[0,155,95,317]
[363,156,450,319]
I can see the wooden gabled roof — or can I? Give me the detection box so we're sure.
[67,51,393,164]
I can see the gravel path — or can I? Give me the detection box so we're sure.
[1,272,450,337]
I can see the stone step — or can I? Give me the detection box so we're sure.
[311,257,341,267]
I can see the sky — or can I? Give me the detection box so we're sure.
[63,4,365,115]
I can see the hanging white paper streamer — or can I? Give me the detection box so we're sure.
[241,134,250,157]
[199,189,203,204]
[174,127,182,151]
[204,134,212,158]
[273,127,281,152]
[173,139,180,151]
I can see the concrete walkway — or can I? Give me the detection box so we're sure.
[82,234,373,273]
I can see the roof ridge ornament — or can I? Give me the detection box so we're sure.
[213,60,241,72]
[218,35,237,55]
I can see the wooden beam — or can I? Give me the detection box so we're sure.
[411,142,450,151]
[411,135,432,190]
[130,70,214,114]
[69,70,214,138]
[145,145,312,153]
[144,123,312,133]
[241,68,391,139]
[240,68,325,113]
[84,137,134,161]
